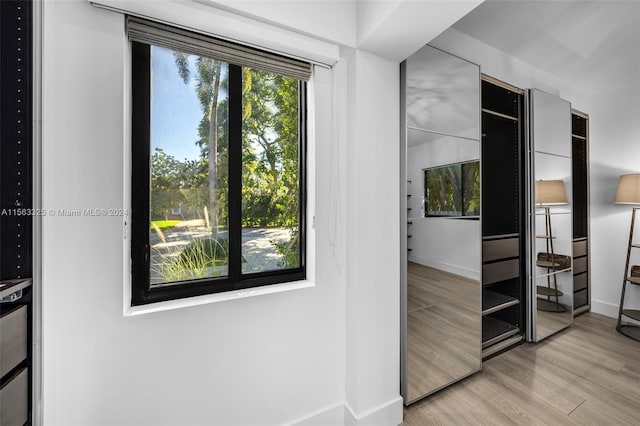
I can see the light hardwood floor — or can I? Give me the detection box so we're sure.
[403,312,640,425]
[406,262,481,403]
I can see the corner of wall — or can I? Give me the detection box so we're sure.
[344,397,404,426]
[288,397,404,426]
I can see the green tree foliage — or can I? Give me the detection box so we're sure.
[151,148,186,220]
[241,69,299,228]
[425,165,462,215]
[150,148,208,221]
[169,52,300,229]
[174,53,224,237]
[463,162,480,215]
[424,162,479,217]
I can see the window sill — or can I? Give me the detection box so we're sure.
[124,279,314,316]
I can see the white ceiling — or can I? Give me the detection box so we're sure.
[451,0,640,95]
[205,1,483,62]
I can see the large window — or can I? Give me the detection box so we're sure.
[130,18,308,305]
[424,161,479,217]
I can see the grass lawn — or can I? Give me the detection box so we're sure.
[150,220,180,231]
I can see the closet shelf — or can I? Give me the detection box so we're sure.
[0,278,31,300]
[483,233,519,241]
[482,316,520,349]
[482,335,523,359]
[482,290,519,315]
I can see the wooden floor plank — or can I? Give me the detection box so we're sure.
[514,346,640,423]
[483,356,584,415]
[403,312,640,425]
[405,262,481,403]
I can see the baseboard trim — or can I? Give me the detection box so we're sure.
[289,397,403,426]
[288,401,345,426]
[407,255,479,281]
[590,299,618,319]
[344,396,404,426]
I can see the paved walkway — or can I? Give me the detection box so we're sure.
[150,224,293,284]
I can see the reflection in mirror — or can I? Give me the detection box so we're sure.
[405,45,480,140]
[424,161,480,217]
[402,45,481,405]
[405,132,481,403]
[529,89,573,342]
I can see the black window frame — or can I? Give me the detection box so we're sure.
[423,160,480,218]
[131,41,307,306]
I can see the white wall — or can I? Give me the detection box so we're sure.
[590,83,640,318]
[406,139,480,280]
[344,49,402,425]
[41,1,350,424]
[207,0,357,47]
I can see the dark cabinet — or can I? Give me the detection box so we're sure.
[481,76,526,358]
[1,1,34,424]
[0,299,29,426]
[572,111,590,314]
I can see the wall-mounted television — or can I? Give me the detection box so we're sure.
[424,161,479,217]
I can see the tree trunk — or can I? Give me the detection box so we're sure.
[208,61,222,240]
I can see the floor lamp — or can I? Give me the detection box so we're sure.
[615,173,640,341]
[535,180,569,312]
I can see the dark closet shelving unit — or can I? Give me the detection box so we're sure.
[0,1,34,425]
[480,76,526,359]
[572,110,590,314]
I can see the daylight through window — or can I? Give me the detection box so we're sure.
[424,161,480,217]
[130,18,308,305]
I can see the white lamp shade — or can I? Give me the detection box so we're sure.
[535,180,568,206]
[614,174,640,204]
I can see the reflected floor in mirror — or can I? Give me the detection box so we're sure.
[536,300,572,340]
[403,312,640,425]
[407,262,480,403]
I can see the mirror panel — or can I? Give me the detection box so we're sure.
[535,210,572,263]
[534,150,573,190]
[529,89,573,342]
[405,45,480,140]
[402,46,481,405]
[530,90,572,157]
[534,271,573,340]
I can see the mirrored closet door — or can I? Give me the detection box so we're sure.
[527,89,573,341]
[401,45,482,404]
